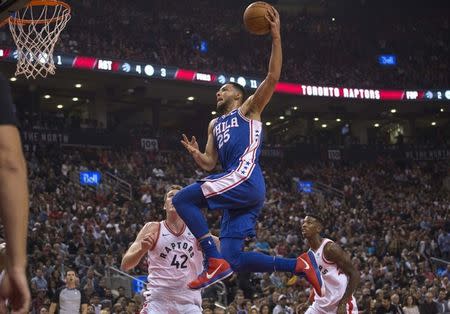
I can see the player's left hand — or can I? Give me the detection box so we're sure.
[337,300,347,314]
[181,134,200,155]
[265,6,280,40]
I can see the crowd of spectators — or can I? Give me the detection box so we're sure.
[0,0,448,89]
[1,2,449,311]
[24,136,450,313]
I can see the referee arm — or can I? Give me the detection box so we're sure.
[49,302,57,314]
[81,302,87,314]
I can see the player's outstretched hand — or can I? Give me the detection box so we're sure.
[181,134,200,155]
[140,233,156,252]
[0,267,31,314]
[265,6,280,40]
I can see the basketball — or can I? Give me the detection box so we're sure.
[243,1,271,35]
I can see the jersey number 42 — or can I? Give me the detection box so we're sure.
[170,254,188,269]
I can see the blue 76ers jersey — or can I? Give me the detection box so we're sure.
[202,109,265,205]
[213,108,262,171]
[199,108,266,238]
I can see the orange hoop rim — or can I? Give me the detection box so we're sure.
[0,18,8,28]
[8,0,70,25]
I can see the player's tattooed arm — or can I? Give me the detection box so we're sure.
[241,6,281,118]
[121,222,159,271]
[181,119,218,172]
[323,242,360,310]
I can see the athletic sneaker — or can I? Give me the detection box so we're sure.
[188,257,234,290]
[295,251,325,297]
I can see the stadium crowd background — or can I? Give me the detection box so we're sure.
[0,0,448,89]
[25,138,450,313]
[0,0,448,313]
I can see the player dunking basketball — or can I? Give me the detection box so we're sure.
[121,185,218,314]
[301,215,360,314]
[172,6,324,296]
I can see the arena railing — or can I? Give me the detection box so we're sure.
[313,181,344,200]
[106,265,229,306]
[104,172,132,201]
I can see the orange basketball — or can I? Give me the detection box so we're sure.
[243,1,271,35]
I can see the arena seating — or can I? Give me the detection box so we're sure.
[26,139,449,313]
[0,0,447,89]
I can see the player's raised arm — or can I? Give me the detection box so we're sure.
[242,6,281,117]
[121,222,159,271]
[323,242,360,314]
[181,119,218,172]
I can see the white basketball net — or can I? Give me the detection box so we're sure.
[8,1,70,79]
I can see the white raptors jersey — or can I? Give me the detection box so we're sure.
[145,221,203,306]
[309,238,357,313]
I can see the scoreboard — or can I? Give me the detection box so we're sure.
[1,47,449,102]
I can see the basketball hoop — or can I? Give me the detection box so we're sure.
[0,18,8,29]
[7,0,70,79]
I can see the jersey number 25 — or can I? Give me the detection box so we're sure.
[217,129,230,149]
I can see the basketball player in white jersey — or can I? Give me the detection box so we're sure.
[301,214,360,314]
[121,185,218,314]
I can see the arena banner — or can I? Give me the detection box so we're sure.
[141,138,159,151]
[131,275,147,293]
[20,129,131,147]
[405,149,450,161]
[1,47,449,101]
[327,149,341,160]
[21,130,69,144]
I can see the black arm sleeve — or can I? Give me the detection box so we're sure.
[0,73,18,125]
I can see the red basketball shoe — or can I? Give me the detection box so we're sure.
[188,257,234,290]
[295,251,325,297]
